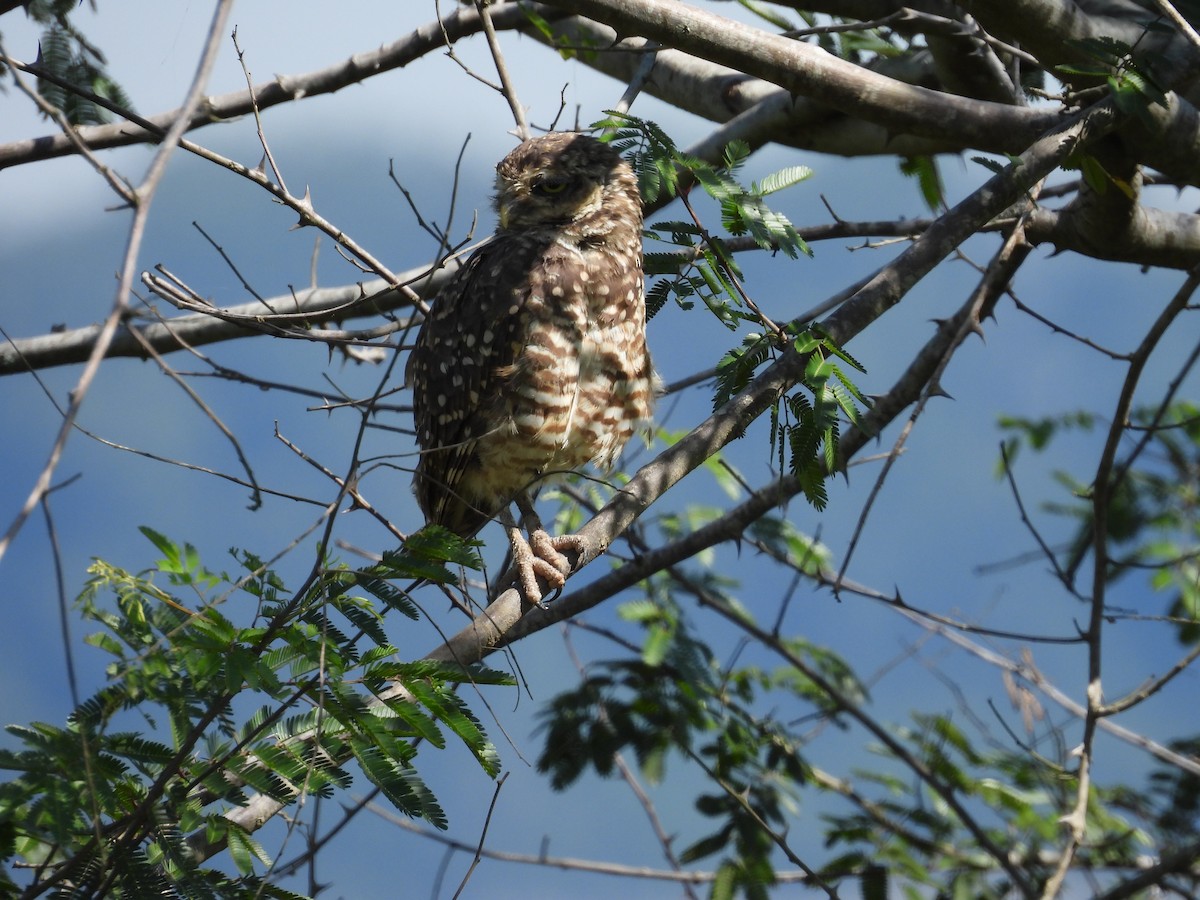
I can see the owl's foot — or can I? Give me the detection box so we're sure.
[506,527,585,608]
[499,496,588,607]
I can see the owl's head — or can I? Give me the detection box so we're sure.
[493,132,640,234]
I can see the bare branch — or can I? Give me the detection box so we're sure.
[0,1,557,170]
[474,0,530,140]
[0,0,236,568]
[0,264,453,376]
[540,0,1061,152]
[1042,265,1200,897]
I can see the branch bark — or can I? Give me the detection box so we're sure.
[424,98,1116,665]
[0,266,453,376]
[0,1,554,171]
[541,0,1062,152]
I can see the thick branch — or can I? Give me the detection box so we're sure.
[1026,188,1200,268]
[964,0,1200,96]
[539,18,964,156]
[541,0,1062,152]
[548,0,1200,185]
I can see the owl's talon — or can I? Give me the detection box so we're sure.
[506,527,587,606]
[529,529,577,577]
[506,529,565,606]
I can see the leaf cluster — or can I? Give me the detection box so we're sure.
[817,711,1179,897]
[596,111,811,327]
[536,587,867,899]
[713,326,868,510]
[595,113,868,510]
[24,0,133,126]
[1057,35,1169,129]
[0,527,507,896]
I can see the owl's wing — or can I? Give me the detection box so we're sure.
[407,234,542,535]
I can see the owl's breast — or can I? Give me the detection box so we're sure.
[478,319,653,496]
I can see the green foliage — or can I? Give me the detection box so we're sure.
[997,411,1097,464]
[899,155,944,211]
[596,114,866,510]
[597,110,811,329]
[24,0,133,125]
[519,4,609,62]
[1057,35,1169,128]
[536,590,862,898]
[747,515,833,579]
[818,712,1163,897]
[711,326,868,509]
[0,528,507,896]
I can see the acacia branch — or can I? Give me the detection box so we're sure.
[1024,200,1200,269]
[0,266,451,376]
[0,1,556,171]
[191,94,1111,867]
[964,0,1200,93]
[426,98,1116,664]
[1043,264,1200,897]
[535,16,965,157]
[540,0,1062,152]
[368,800,825,884]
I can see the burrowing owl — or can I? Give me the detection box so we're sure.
[408,132,655,605]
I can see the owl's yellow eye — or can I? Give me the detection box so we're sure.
[534,176,570,195]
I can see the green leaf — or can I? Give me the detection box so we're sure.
[900,155,944,211]
[224,822,270,876]
[1055,63,1112,78]
[712,862,737,900]
[680,827,732,863]
[755,165,813,196]
[351,742,448,829]
[642,625,672,667]
[353,574,421,620]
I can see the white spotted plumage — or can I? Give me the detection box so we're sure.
[408,133,656,559]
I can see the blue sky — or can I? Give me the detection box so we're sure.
[2,3,1198,897]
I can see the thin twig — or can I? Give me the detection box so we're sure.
[41,476,83,709]
[834,205,1035,591]
[1152,0,1200,52]
[612,40,660,114]
[0,1,234,568]
[232,27,291,194]
[274,425,407,542]
[0,39,136,204]
[451,771,509,899]
[682,742,840,898]
[1040,265,1200,898]
[367,801,822,884]
[125,327,264,510]
[474,0,530,139]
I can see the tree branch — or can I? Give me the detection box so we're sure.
[426,97,1116,664]
[0,1,556,170]
[540,0,1063,152]
[0,265,453,376]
